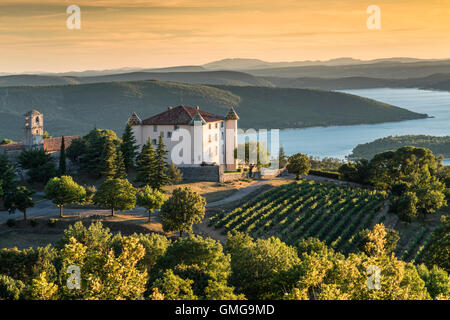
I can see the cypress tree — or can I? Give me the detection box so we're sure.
[100,137,118,179]
[115,150,127,179]
[121,123,139,171]
[154,135,171,189]
[135,137,157,186]
[59,136,67,175]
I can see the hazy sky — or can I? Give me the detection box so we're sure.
[1,0,450,73]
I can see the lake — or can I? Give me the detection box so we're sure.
[275,88,450,165]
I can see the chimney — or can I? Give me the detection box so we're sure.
[195,106,199,110]
[168,106,173,110]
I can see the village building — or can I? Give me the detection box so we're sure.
[128,105,239,171]
[0,110,78,158]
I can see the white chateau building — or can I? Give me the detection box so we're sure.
[128,105,239,171]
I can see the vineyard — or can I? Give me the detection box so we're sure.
[210,180,388,254]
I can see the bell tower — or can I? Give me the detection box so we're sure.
[24,110,44,149]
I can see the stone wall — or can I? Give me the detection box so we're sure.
[220,171,248,182]
[178,166,221,182]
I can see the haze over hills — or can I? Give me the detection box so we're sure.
[0,80,426,141]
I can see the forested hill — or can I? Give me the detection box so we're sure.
[349,135,450,160]
[0,80,426,140]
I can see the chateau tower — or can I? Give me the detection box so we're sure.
[24,110,44,149]
[224,107,239,171]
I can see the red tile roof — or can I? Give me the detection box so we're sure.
[0,142,24,152]
[43,136,79,153]
[141,106,224,125]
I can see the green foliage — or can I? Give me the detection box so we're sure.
[3,186,35,221]
[278,146,287,169]
[0,138,14,145]
[226,232,300,299]
[0,152,16,195]
[168,161,183,184]
[151,269,197,300]
[356,227,399,255]
[235,141,270,167]
[115,150,127,179]
[308,169,341,180]
[154,135,171,189]
[0,274,26,300]
[59,136,66,175]
[66,129,121,178]
[100,137,119,179]
[423,216,450,272]
[44,176,86,217]
[130,233,170,272]
[18,148,56,183]
[286,153,311,179]
[160,187,206,237]
[136,186,167,220]
[93,178,136,216]
[135,138,157,187]
[417,264,450,299]
[120,123,139,171]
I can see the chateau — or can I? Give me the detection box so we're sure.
[128,106,239,171]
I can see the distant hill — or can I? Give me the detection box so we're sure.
[349,135,450,160]
[245,60,450,79]
[0,71,272,88]
[202,57,432,71]
[264,73,450,91]
[0,80,426,141]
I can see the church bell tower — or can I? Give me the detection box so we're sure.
[24,110,44,149]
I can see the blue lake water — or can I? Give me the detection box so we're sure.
[274,88,450,165]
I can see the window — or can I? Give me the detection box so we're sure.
[221,122,224,128]
[215,123,218,129]
[35,117,39,124]
[208,135,211,143]
[174,125,179,130]
[153,125,157,132]
[152,139,157,145]
[167,131,172,138]
[208,124,211,130]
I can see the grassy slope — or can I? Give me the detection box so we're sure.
[349,135,450,160]
[0,80,426,140]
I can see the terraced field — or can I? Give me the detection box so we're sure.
[210,180,387,254]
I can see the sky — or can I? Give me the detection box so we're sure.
[1,0,450,73]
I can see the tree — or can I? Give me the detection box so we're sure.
[66,129,121,178]
[357,226,400,255]
[0,138,14,145]
[278,146,287,169]
[225,232,300,299]
[44,176,86,218]
[114,150,127,179]
[18,148,56,184]
[0,152,16,195]
[135,138,157,186]
[392,191,419,222]
[235,141,270,167]
[93,178,136,216]
[4,186,35,221]
[59,136,67,176]
[100,137,119,179]
[423,216,450,272]
[417,264,450,299]
[154,135,171,189]
[286,153,311,179]
[167,161,183,184]
[151,269,197,300]
[120,123,139,171]
[160,187,206,237]
[136,185,168,221]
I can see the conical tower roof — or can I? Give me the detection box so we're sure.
[225,107,239,120]
[128,112,142,125]
[189,111,207,125]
